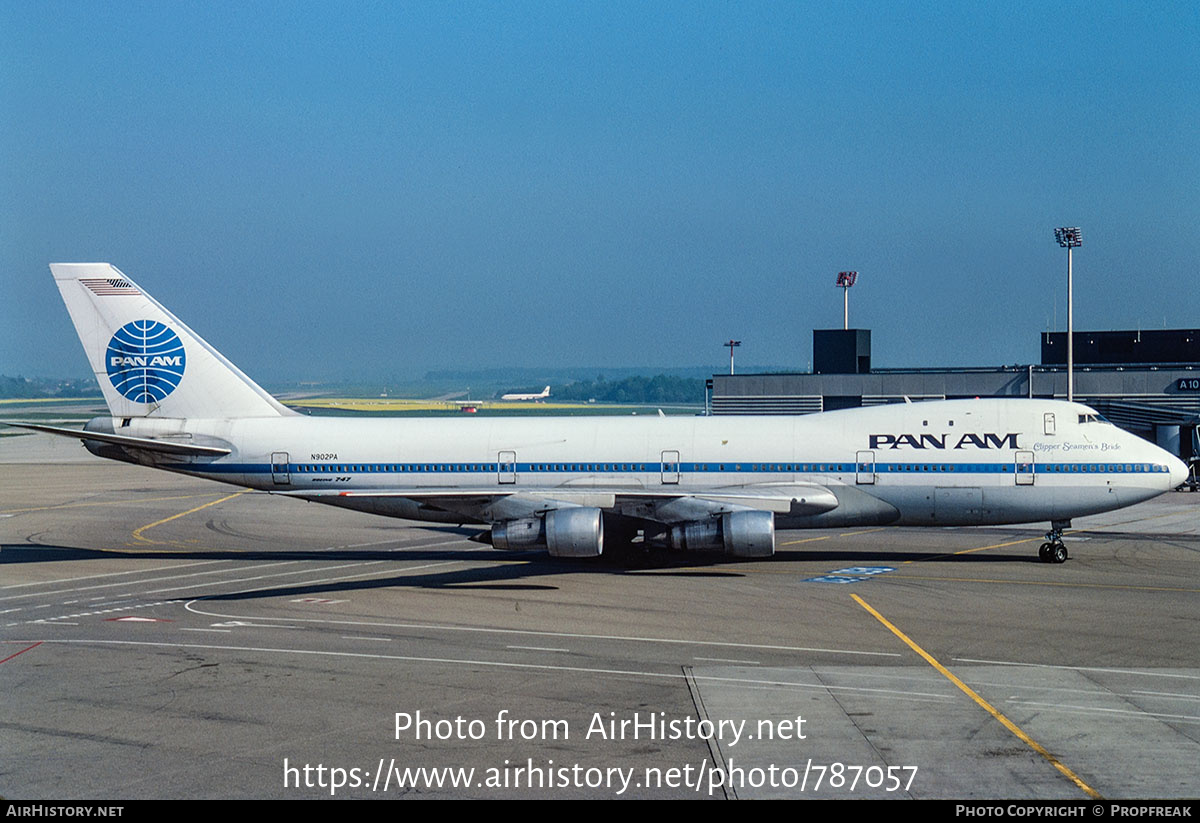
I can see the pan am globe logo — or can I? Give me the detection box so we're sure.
[105,320,187,403]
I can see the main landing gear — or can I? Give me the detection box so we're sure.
[1038,519,1071,564]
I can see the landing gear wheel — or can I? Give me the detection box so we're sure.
[1040,520,1072,563]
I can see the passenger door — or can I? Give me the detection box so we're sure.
[661,450,681,485]
[271,451,290,485]
[856,450,875,485]
[1015,450,1035,485]
[498,451,516,485]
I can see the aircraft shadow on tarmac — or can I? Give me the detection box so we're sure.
[0,530,1106,599]
[9,535,1125,602]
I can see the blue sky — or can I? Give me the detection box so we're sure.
[3,2,1198,382]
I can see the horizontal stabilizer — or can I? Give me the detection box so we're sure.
[4,422,231,457]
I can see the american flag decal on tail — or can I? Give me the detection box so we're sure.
[80,278,142,296]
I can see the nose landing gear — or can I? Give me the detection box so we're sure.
[1038,519,1071,564]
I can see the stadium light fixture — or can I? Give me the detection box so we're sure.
[724,339,741,375]
[1054,227,1082,401]
[836,271,858,330]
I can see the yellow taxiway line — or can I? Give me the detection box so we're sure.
[852,592,1102,799]
[131,491,247,545]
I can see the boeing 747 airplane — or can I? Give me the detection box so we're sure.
[12,263,1188,564]
[501,386,551,401]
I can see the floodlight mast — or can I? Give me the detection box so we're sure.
[1054,227,1082,402]
[836,271,858,330]
[724,339,741,375]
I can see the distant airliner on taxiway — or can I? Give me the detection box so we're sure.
[501,386,551,401]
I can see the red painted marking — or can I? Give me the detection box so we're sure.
[0,641,43,664]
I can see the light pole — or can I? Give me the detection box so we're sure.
[836,271,858,329]
[724,339,741,375]
[1054,227,1082,402]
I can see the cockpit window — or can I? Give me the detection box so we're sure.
[1077,413,1112,424]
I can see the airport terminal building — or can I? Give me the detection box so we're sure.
[709,328,1200,463]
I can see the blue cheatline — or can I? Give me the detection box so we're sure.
[165,461,1172,476]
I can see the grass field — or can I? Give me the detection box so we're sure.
[0,396,102,405]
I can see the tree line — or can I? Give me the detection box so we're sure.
[551,375,704,404]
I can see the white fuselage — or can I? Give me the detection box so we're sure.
[89,398,1185,529]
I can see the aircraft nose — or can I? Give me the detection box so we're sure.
[1168,455,1189,489]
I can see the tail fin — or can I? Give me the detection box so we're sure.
[50,263,294,418]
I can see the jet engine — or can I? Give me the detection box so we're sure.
[489,517,544,550]
[490,507,604,558]
[667,510,775,558]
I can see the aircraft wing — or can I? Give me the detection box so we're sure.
[279,482,839,523]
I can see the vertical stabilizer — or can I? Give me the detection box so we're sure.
[50,263,294,418]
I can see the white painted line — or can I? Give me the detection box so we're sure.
[1131,690,1200,702]
[181,628,233,633]
[342,636,393,642]
[808,667,949,686]
[142,560,389,594]
[207,621,304,630]
[970,680,1127,699]
[1008,700,1200,724]
[954,657,1200,681]
[183,599,904,658]
[694,657,761,665]
[0,560,226,593]
[14,600,178,626]
[0,561,299,602]
[2,543,472,602]
[167,560,462,600]
[35,638,947,700]
[0,608,22,614]
[258,561,459,592]
[507,645,570,653]
[317,538,407,551]
[318,537,466,553]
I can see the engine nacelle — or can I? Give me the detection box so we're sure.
[668,510,775,558]
[490,508,604,558]
[546,507,604,558]
[490,517,545,550]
